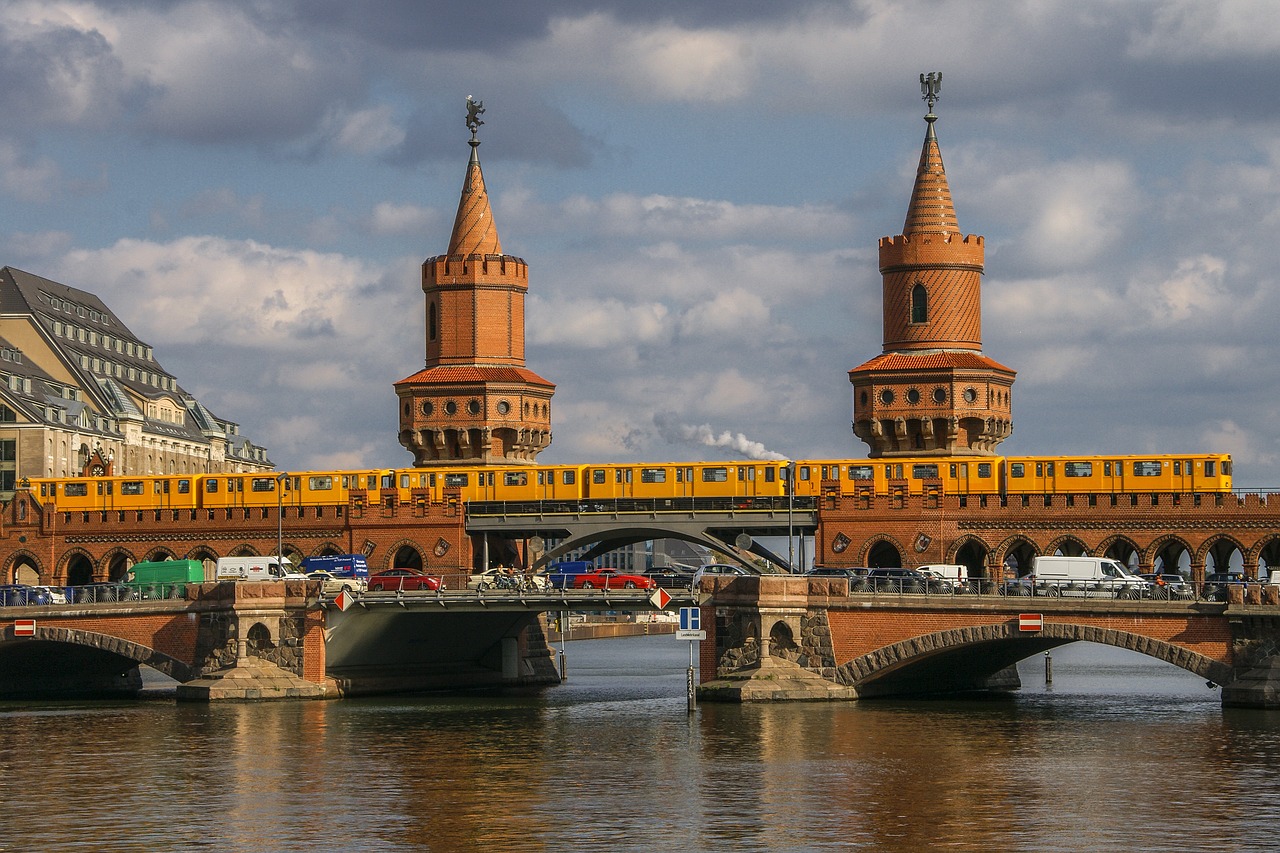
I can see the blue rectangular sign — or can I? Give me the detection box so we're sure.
[679,607,700,631]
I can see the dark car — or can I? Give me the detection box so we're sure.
[367,568,445,592]
[1201,572,1245,601]
[806,566,870,580]
[644,567,695,589]
[1139,573,1193,600]
[861,567,950,594]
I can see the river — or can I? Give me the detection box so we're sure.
[2,637,1279,852]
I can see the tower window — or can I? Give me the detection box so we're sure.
[911,283,928,323]
[429,302,438,341]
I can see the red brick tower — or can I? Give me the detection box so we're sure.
[396,98,555,466]
[849,75,1015,457]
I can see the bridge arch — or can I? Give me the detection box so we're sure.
[863,536,905,568]
[533,526,756,571]
[1148,535,1194,574]
[949,536,990,579]
[143,546,179,562]
[1099,535,1141,568]
[1044,535,1088,557]
[0,626,196,683]
[100,546,137,582]
[1251,535,1280,576]
[63,548,95,585]
[386,539,426,571]
[837,622,1233,698]
[5,549,43,585]
[993,536,1039,576]
[1200,535,1247,576]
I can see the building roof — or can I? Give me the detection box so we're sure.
[395,364,556,389]
[446,140,503,258]
[848,350,1016,376]
[902,114,960,237]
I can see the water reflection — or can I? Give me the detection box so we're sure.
[2,640,1280,852]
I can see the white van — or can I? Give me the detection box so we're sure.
[215,556,304,582]
[917,564,969,588]
[1030,556,1150,599]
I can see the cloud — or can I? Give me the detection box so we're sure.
[653,412,788,460]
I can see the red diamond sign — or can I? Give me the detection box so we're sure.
[649,588,671,609]
[334,590,352,612]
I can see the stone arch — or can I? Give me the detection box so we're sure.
[949,536,990,579]
[185,545,219,579]
[6,550,43,585]
[1147,535,1195,575]
[309,541,347,558]
[863,536,904,568]
[836,621,1233,695]
[62,548,96,585]
[992,536,1039,577]
[227,543,261,558]
[385,539,425,571]
[1044,535,1089,557]
[3,626,196,682]
[245,622,276,652]
[1199,535,1247,576]
[767,617,802,663]
[143,546,178,562]
[1252,535,1280,578]
[100,547,137,582]
[1099,535,1142,569]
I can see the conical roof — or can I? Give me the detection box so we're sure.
[901,116,959,236]
[446,142,502,257]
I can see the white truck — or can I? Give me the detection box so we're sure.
[1030,556,1150,599]
[215,556,305,582]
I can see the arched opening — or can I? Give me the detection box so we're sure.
[66,553,94,586]
[769,620,798,660]
[1259,538,1280,581]
[12,556,39,585]
[911,283,928,323]
[954,538,989,580]
[1002,538,1039,578]
[1104,538,1141,569]
[106,552,132,582]
[392,545,424,571]
[246,623,274,653]
[867,540,902,568]
[1050,537,1088,557]
[1205,537,1245,576]
[1153,540,1192,575]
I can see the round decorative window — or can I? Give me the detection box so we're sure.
[468,398,481,415]
[421,401,433,416]
[963,388,977,403]
[497,400,510,415]
[444,400,457,415]
[880,389,895,405]
[933,387,947,403]
[906,388,920,404]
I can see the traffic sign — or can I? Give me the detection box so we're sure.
[649,588,671,609]
[13,619,35,637]
[334,590,353,612]
[679,607,700,631]
[676,629,707,641]
[1019,613,1043,632]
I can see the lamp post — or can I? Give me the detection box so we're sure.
[786,461,795,571]
[276,471,288,570]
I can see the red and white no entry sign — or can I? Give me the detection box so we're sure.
[1018,613,1043,632]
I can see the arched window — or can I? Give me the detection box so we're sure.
[911,283,928,323]
[428,302,438,341]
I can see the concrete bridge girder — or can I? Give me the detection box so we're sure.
[531,521,798,571]
[836,621,1234,698]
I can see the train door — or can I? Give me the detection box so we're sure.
[950,462,969,495]
[671,465,694,499]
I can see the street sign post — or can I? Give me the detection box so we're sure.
[677,606,703,712]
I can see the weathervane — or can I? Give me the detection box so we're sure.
[920,71,942,115]
[465,95,485,143]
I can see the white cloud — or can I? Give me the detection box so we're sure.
[0,142,61,202]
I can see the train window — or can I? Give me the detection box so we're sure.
[1132,461,1163,477]
[1103,462,1112,476]
[1224,460,1232,475]
[592,470,606,484]
[381,474,394,490]
[890,464,902,479]
[977,463,991,478]
[562,470,576,485]
[444,473,469,486]
[153,481,162,494]
[504,472,528,486]
[429,473,437,487]
[1064,462,1093,477]
[1009,463,1025,478]
[251,478,276,492]
[912,464,939,479]
[765,467,776,483]
[1173,461,1181,475]
[65,482,88,497]
[121,481,144,495]
[799,466,811,481]
[310,476,334,490]
[206,479,220,493]
[640,468,666,484]
[178,479,190,494]
[537,471,546,486]
[847,465,874,480]
[675,468,684,482]
[366,475,377,489]
[685,467,693,483]
[702,467,729,483]
[1205,460,1216,476]
[400,474,409,489]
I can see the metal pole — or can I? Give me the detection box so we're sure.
[787,461,795,571]
[277,471,287,569]
[687,640,697,713]
[1044,651,1053,685]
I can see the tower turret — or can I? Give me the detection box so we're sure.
[395,97,555,466]
[849,74,1015,457]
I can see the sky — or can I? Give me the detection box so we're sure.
[3,1,1280,487]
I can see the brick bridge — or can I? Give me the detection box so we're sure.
[696,576,1280,708]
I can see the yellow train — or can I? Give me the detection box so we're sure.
[22,452,1233,514]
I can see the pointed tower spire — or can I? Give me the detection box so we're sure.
[394,97,555,467]
[848,73,1015,457]
[446,98,503,257]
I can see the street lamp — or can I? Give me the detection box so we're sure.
[786,461,795,571]
[276,471,289,571]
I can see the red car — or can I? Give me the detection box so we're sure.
[573,569,656,590]
[367,568,445,591]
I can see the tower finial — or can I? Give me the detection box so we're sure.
[920,71,942,119]
[465,95,485,148]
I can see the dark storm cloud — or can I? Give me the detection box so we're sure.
[0,20,126,129]
[280,0,850,51]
